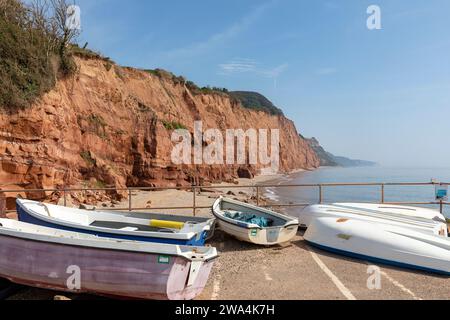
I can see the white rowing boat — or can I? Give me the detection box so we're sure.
[212,197,299,245]
[0,218,218,300]
[17,199,214,245]
[299,203,447,236]
[304,217,450,276]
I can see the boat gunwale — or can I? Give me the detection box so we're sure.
[328,203,447,224]
[16,199,210,241]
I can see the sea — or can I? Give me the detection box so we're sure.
[264,166,450,218]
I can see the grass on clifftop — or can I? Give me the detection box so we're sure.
[229,91,284,116]
[144,69,229,95]
[144,69,283,116]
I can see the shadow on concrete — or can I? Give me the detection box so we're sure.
[208,229,301,253]
[0,278,23,300]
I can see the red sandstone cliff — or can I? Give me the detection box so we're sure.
[0,57,319,203]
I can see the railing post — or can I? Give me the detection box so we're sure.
[128,188,132,212]
[319,185,323,204]
[192,186,196,217]
[63,187,67,207]
[0,192,5,218]
[256,186,260,206]
[381,184,385,203]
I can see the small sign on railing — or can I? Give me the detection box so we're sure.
[435,184,448,202]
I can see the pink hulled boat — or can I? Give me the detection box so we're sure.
[0,219,217,300]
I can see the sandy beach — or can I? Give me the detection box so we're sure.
[57,173,286,218]
[130,174,285,217]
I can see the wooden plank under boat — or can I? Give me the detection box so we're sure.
[304,217,450,276]
[0,218,218,300]
[299,203,448,236]
[16,199,215,246]
[212,197,299,245]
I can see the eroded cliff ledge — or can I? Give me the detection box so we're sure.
[0,57,319,203]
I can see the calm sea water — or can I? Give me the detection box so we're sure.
[264,166,450,218]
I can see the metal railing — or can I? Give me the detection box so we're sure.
[1,181,449,216]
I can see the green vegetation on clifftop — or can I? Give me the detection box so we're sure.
[0,0,79,110]
[1,1,284,119]
[229,91,284,116]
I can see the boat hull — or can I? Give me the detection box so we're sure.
[212,197,299,245]
[16,201,209,246]
[217,219,298,245]
[0,233,213,300]
[300,203,447,236]
[304,217,450,276]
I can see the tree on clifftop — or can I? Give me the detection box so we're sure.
[0,0,81,110]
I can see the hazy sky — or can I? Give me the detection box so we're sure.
[71,0,450,167]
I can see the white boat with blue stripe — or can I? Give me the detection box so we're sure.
[304,217,450,276]
[16,199,215,246]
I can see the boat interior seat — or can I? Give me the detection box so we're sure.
[51,214,91,226]
[220,204,287,227]
[119,227,139,232]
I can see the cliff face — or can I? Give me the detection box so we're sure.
[0,57,319,200]
[305,137,338,167]
[306,137,376,168]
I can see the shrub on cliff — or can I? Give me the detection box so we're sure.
[145,69,186,86]
[185,81,229,96]
[162,120,187,130]
[229,91,284,116]
[0,0,80,110]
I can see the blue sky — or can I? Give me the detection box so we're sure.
[73,0,450,167]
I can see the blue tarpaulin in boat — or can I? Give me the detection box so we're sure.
[223,211,270,228]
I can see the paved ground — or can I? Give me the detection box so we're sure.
[6,229,450,300]
[196,230,450,300]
